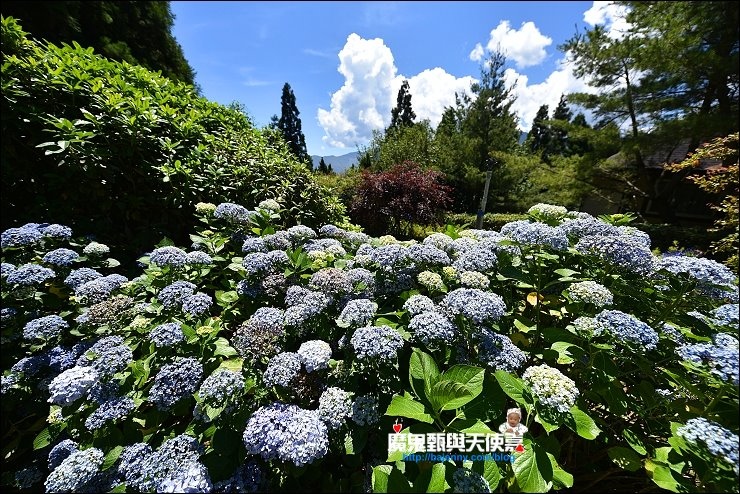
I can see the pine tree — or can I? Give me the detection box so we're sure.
[552,94,573,122]
[527,104,551,153]
[546,94,573,159]
[277,82,311,169]
[318,157,329,174]
[389,79,416,130]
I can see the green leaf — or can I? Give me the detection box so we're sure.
[388,467,412,493]
[109,483,127,493]
[33,427,53,450]
[429,380,474,411]
[512,438,553,493]
[471,460,502,490]
[549,454,574,489]
[566,407,601,440]
[101,445,124,471]
[213,337,237,357]
[494,370,526,405]
[385,394,434,424]
[608,447,642,472]
[441,365,485,399]
[409,348,440,400]
[554,268,579,277]
[550,341,581,365]
[459,419,494,434]
[426,462,448,493]
[344,428,367,455]
[534,412,560,433]
[372,465,392,493]
[645,460,683,492]
[514,318,535,333]
[218,358,243,372]
[215,290,239,304]
[622,428,647,455]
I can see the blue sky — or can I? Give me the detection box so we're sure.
[171,1,626,157]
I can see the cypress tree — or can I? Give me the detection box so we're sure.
[389,79,416,130]
[277,82,311,169]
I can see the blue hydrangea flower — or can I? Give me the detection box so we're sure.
[676,418,739,475]
[423,232,455,251]
[309,268,353,295]
[186,251,213,265]
[1,262,16,279]
[6,263,55,286]
[594,310,658,352]
[263,352,301,387]
[500,220,569,250]
[198,369,244,407]
[402,294,436,317]
[1,306,17,323]
[453,468,491,493]
[82,242,110,257]
[149,357,203,410]
[346,268,376,295]
[150,322,185,347]
[448,237,479,257]
[117,443,154,490]
[158,460,213,493]
[44,447,104,493]
[1,225,43,248]
[47,342,92,372]
[558,215,619,241]
[84,396,135,430]
[78,336,133,379]
[319,224,344,238]
[318,387,353,429]
[350,325,404,362]
[23,315,68,341]
[42,224,73,239]
[242,252,275,276]
[149,246,188,268]
[522,364,579,413]
[338,299,377,327]
[48,439,79,471]
[158,280,197,309]
[677,333,738,385]
[576,235,657,275]
[297,340,333,372]
[567,281,614,307]
[262,231,292,251]
[236,279,260,298]
[658,255,738,299]
[214,202,253,224]
[13,466,43,490]
[476,329,527,373]
[407,243,451,266]
[243,402,329,466]
[712,304,739,327]
[86,380,121,404]
[242,236,267,254]
[351,394,380,426]
[121,435,205,492]
[617,226,651,248]
[212,459,266,493]
[452,248,498,272]
[63,268,102,290]
[232,308,285,359]
[12,354,50,376]
[42,248,79,267]
[47,366,99,406]
[74,276,125,304]
[441,288,506,324]
[181,292,213,317]
[286,225,317,243]
[409,311,458,346]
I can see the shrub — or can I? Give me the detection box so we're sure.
[0,16,347,265]
[349,161,452,237]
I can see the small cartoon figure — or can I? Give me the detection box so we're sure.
[499,407,528,435]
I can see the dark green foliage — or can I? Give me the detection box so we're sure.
[0,0,196,86]
[0,17,347,264]
[317,157,334,175]
[527,104,550,153]
[443,212,528,230]
[389,79,416,130]
[276,82,311,168]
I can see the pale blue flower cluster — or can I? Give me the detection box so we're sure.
[309,267,353,295]
[263,231,292,250]
[409,311,458,346]
[42,248,79,266]
[407,243,451,267]
[617,226,651,248]
[84,395,135,430]
[318,386,353,429]
[403,294,436,317]
[676,418,739,475]
[181,292,213,317]
[23,315,68,341]
[12,354,49,376]
[78,336,133,378]
[47,342,92,372]
[522,364,579,413]
[47,366,99,406]
[453,468,491,493]
[158,280,197,309]
[567,281,613,306]
[350,325,404,362]
[452,248,497,273]
[346,267,376,296]
[243,402,329,466]
[214,202,253,224]
[338,299,377,327]
[351,394,381,426]
[198,369,244,407]
[422,232,454,251]
[576,235,657,275]
[149,246,188,268]
[1,261,15,278]
[82,241,110,257]
[232,308,285,358]
[242,236,267,253]
[63,268,102,290]
[48,439,78,470]
[6,263,55,286]
[712,303,739,327]
[594,310,658,351]
[658,255,738,299]
[297,340,333,372]
[476,329,527,373]
[500,220,569,250]
[677,333,739,385]
[212,459,266,493]
[263,352,302,387]
[284,287,331,327]
[441,288,506,324]
[74,274,127,304]
[44,447,104,493]
[186,251,213,265]
[150,322,185,347]
[42,224,73,239]
[368,244,410,271]
[286,225,318,243]
[558,216,619,241]
[304,238,347,257]
[149,357,203,410]
[159,460,213,493]
[1,224,44,248]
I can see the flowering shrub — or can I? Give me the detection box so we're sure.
[1,202,738,493]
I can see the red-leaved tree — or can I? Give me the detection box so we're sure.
[349,161,452,237]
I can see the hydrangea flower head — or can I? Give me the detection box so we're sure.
[522,364,579,413]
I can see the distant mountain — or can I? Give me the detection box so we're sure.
[311,151,359,174]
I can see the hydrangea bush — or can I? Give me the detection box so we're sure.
[1,203,738,492]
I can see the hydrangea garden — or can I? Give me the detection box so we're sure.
[1,201,738,493]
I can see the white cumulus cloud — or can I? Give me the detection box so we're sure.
[469,43,485,62]
[484,20,552,69]
[583,1,632,39]
[318,34,475,149]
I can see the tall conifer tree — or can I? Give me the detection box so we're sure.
[277,82,311,169]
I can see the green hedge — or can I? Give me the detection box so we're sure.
[443,212,528,230]
[0,16,348,263]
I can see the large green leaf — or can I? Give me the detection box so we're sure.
[471,460,502,490]
[565,406,601,439]
[409,348,440,400]
[622,428,648,455]
[512,439,553,493]
[429,380,474,411]
[372,465,392,493]
[441,365,485,398]
[608,446,642,472]
[494,370,527,405]
[549,453,574,489]
[426,462,449,493]
[385,393,434,424]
